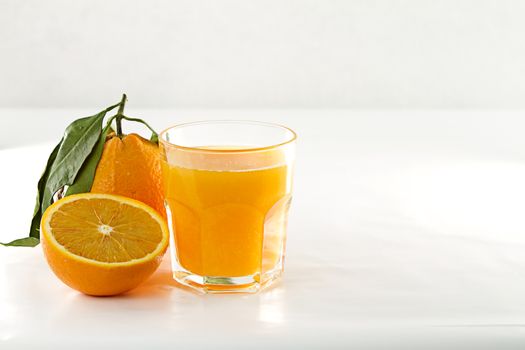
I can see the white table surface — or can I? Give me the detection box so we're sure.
[2,109,525,349]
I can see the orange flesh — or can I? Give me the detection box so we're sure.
[49,197,164,263]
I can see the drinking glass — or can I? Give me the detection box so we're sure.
[159,121,296,293]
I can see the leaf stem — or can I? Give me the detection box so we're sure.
[120,116,158,135]
[115,94,127,137]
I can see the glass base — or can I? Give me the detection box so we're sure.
[171,263,283,294]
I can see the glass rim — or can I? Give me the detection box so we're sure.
[159,120,297,153]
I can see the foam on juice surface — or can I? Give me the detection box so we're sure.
[162,144,293,172]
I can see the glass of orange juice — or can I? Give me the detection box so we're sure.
[159,121,296,293]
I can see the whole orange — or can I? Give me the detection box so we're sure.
[91,133,165,218]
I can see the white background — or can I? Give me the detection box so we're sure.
[1,0,525,109]
[4,2,525,349]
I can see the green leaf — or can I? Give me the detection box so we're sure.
[40,111,107,209]
[40,102,120,211]
[1,237,40,247]
[66,118,115,195]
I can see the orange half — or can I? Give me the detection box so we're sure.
[41,193,169,296]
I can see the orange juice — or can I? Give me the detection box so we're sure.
[162,156,290,278]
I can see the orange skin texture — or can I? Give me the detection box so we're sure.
[41,236,165,296]
[91,133,166,218]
